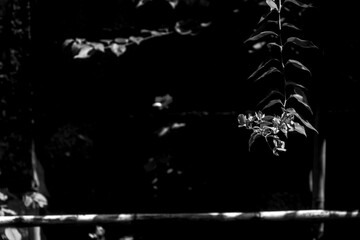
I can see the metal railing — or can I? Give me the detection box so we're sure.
[1,210,359,227]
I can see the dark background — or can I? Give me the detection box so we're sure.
[4,0,360,239]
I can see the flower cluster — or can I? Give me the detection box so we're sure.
[238,108,307,156]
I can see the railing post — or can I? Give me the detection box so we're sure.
[312,106,326,240]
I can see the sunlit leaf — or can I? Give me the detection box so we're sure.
[5,228,22,240]
[249,132,261,151]
[238,114,247,126]
[283,0,314,8]
[263,115,274,121]
[32,192,48,208]
[252,41,266,50]
[113,38,129,44]
[136,0,152,8]
[200,22,212,27]
[266,0,278,11]
[74,45,94,59]
[0,191,8,201]
[167,0,179,9]
[285,37,318,49]
[285,59,312,76]
[109,43,127,57]
[286,108,318,133]
[89,42,105,52]
[294,122,307,136]
[175,22,193,35]
[262,99,284,111]
[244,31,278,43]
[288,94,313,114]
[254,67,282,83]
[63,39,74,48]
[129,36,144,45]
[282,22,301,31]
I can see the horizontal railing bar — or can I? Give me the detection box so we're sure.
[1,210,359,227]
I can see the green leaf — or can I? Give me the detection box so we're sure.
[285,59,312,76]
[262,99,284,111]
[167,0,179,9]
[238,114,247,126]
[283,0,314,9]
[267,42,281,49]
[288,94,313,114]
[266,0,279,11]
[286,108,318,133]
[258,11,272,24]
[248,59,279,80]
[88,42,105,52]
[109,43,127,57]
[74,45,95,59]
[249,132,261,151]
[285,81,307,90]
[257,89,284,107]
[282,22,301,31]
[263,115,274,121]
[129,36,144,45]
[293,122,307,137]
[254,67,282,83]
[5,228,22,240]
[285,37,318,49]
[244,31,278,43]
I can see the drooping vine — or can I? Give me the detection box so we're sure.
[238,0,318,156]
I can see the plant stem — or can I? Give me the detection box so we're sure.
[277,0,287,104]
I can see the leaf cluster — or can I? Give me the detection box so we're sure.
[239,0,318,155]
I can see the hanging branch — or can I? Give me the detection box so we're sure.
[238,0,318,156]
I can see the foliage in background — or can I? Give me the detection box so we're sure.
[238,0,318,156]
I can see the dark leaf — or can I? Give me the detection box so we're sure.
[285,81,307,90]
[283,0,314,9]
[252,20,278,37]
[248,59,279,80]
[282,22,301,31]
[254,67,282,83]
[285,59,312,76]
[288,94,313,114]
[286,109,318,133]
[285,37,318,49]
[258,9,277,24]
[267,42,281,49]
[262,99,284,111]
[257,89,284,107]
[249,132,261,151]
[244,31,278,43]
